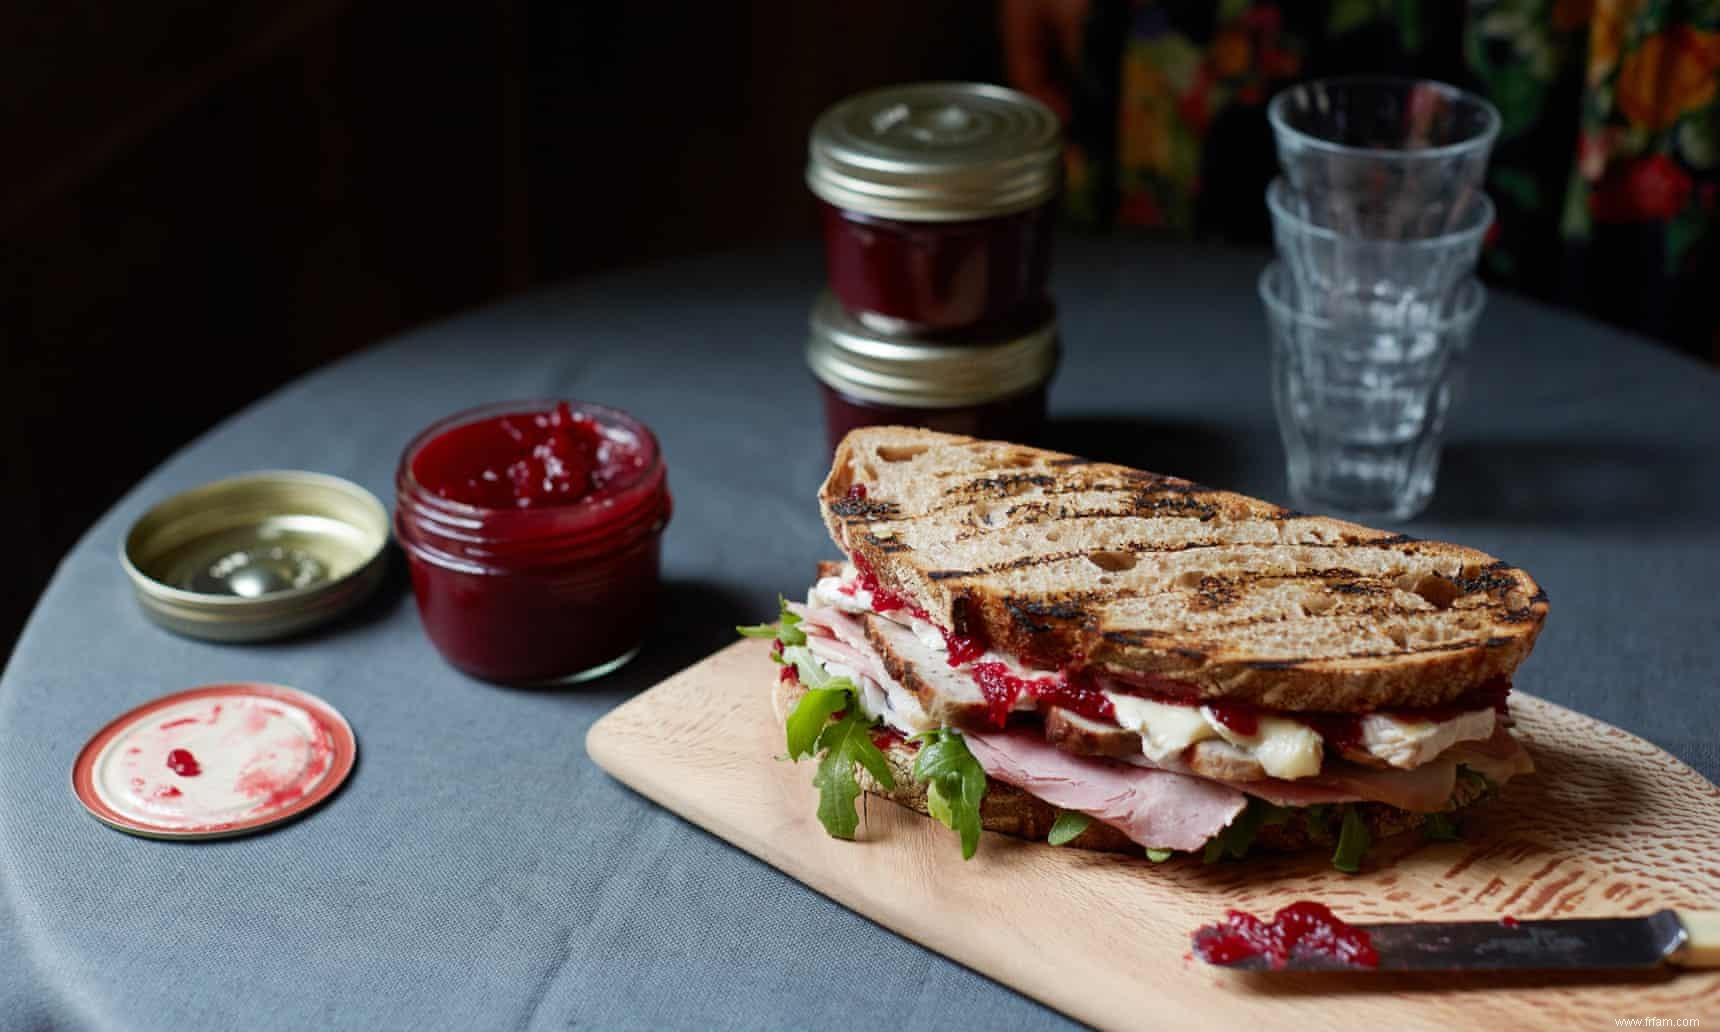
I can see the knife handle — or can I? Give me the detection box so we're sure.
[1674,910,1720,968]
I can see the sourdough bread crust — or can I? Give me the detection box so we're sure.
[818,427,1548,713]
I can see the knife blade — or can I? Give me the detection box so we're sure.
[1199,909,1720,973]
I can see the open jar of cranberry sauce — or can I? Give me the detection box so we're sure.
[395,400,671,685]
[806,82,1062,336]
[806,290,1058,449]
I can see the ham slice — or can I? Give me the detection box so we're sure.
[1444,725,1535,785]
[1304,759,1457,812]
[1230,758,1459,812]
[965,729,1247,851]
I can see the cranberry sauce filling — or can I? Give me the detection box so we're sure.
[1203,701,1259,737]
[851,553,919,617]
[849,552,991,667]
[971,662,1037,728]
[870,726,911,752]
[1192,901,1380,970]
[970,663,1117,728]
[940,626,989,667]
[1032,670,1117,725]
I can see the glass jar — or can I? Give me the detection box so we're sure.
[394,400,671,685]
[807,82,1062,335]
[806,291,1058,450]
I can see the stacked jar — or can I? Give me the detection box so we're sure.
[804,82,1064,448]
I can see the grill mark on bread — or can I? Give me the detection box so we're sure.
[1005,598,1091,634]
[921,538,1425,582]
[829,497,901,520]
[1102,628,1164,645]
[1226,637,1502,666]
[1329,581,1388,596]
[1193,576,1239,609]
[944,473,1058,498]
[861,532,911,554]
[1133,493,1219,520]
[899,473,1221,521]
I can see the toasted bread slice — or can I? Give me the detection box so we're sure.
[819,428,1547,712]
[770,674,1486,856]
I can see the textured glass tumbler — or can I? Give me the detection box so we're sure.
[1267,77,1499,238]
[1260,261,1485,522]
[1268,176,1492,310]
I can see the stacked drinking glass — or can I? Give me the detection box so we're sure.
[1262,78,1501,521]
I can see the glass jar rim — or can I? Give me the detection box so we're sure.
[396,398,666,534]
[1267,76,1502,162]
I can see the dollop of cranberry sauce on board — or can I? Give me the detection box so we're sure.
[165,749,202,777]
[1193,902,1379,969]
[411,401,646,509]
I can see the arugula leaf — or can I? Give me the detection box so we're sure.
[785,686,848,759]
[1422,812,1461,842]
[1456,764,1498,797]
[1203,799,1289,863]
[1303,804,1330,838]
[737,596,807,646]
[1332,806,1372,874]
[771,622,896,839]
[910,728,988,859]
[810,709,896,840]
[811,713,867,839]
[1047,810,1092,847]
[775,595,806,647]
[1145,847,1174,863]
[779,645,854,696]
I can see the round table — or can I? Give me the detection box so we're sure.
[4,241,1717,1030]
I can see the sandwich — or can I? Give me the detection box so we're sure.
[739,428,1545,870]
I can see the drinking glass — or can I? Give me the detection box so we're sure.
[1267,77,1500,239]
[1260,261,1485,521]
[1267,176,1493,310]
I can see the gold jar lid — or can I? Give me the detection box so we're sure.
[806,82,1062,222]
[121,470,390,642]
[807,291,1059,408]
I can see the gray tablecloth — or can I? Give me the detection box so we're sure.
[3,240,1716,1031]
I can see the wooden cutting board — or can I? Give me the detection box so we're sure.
[586,638,1720,1030]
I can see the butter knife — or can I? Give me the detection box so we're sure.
[1197,909,1720,973]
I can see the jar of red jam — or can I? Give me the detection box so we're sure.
[394,400,671,685]
[807,82,1062,336]
[806,290,1058,449]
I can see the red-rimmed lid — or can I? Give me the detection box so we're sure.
[72,682,356,840]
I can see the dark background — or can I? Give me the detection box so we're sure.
[1,1,997,662]
[7,3,1713,665]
